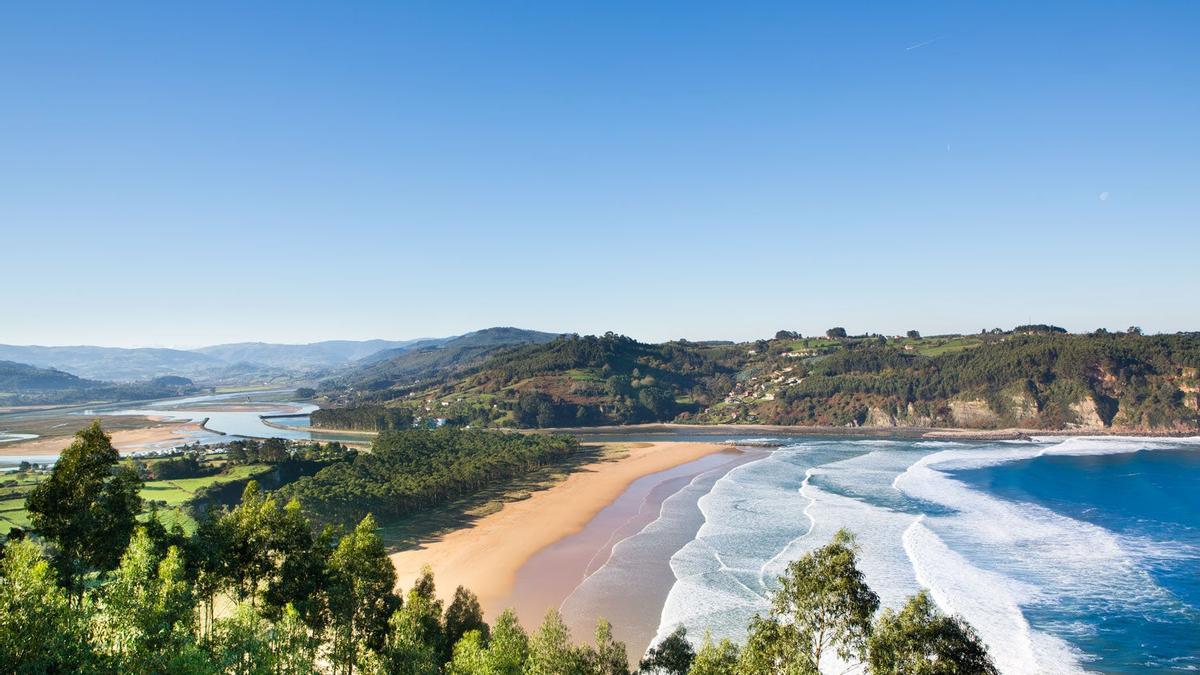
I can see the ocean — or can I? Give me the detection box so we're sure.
[568,435,1200,673]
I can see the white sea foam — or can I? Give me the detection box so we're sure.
[652,436,1197,672]
[653,442,925,652]
[903,518,1084,674]
[652,448,815,647]
[893,437,1195,674]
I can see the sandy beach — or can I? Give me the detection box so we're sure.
[0,419,204,457]
[389,440,727,616]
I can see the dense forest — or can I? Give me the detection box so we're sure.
[2,423,997,674]
[312,329,1200,432]
[311,406,417,432]
[760,331,1200,429]
[278,427,580,526]
[314,333,745,430]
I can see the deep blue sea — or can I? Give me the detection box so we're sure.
[569,434,1200,674]
[953,445,1200,672]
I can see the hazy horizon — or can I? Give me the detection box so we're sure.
[0,320,1182,352]
[3,3,1197,347]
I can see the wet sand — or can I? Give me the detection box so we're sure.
[509,449,759,657]
[0,418,204,457]
[389,441,728,619]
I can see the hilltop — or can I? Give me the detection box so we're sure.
[321,327,563,399]
[311,328,1200,434]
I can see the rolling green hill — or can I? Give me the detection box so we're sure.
[323,327,562,400]
[313,329,1200,433]
[0,360,97,391]
[0,360,198,405]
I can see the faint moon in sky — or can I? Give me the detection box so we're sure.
[1099,191,1110,201]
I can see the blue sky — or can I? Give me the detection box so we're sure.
[2,2,1197,347]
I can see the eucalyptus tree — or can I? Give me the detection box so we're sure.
[640,625,695,675]
[486,608,530,675]
[327,513,398,674]
[97,527,205,672]
[443,585,488,663]
[738,529,879,674]
[586,618,629,675]
[687,633,740,675]
[26,420,143,595]
[866,591,997,674]
[0,538,98,671]
[524,609,585,675]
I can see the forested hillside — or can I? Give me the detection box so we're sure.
[322,327,562,400]
[0,360,198,405]
[312,328,1200,432]
[314,332,745,429]
[726,330,1200,431]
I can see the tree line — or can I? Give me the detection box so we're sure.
[277,427,580,526]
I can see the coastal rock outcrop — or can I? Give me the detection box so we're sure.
[949,399,1002,428]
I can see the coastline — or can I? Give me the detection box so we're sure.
[0,418,205,457]
[260,416,378,436]
[388,440,728,617]
[304,421,1197,442]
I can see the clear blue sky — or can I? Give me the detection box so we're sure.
[2,2,1197,347]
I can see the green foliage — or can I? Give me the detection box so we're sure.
[771,333,1200,429]
[279,427,579,526]
[327,332,746,429]
[312,405,415,432]
[26,420,144,591]
[687,633,739,675]
[329,514,399,671]
[95,527,199,672]
[446,629,489,675]
[0,538,97,672]
[444,585,489,663]
[381,564,446,674]
[153,451,213,480]
[524,609,586,674]
[485,608,531,674]
[211,602,318,675]
[738,529,879,673]
[586,618,630,675]
[866,591,997,674]
[640,625,695,674]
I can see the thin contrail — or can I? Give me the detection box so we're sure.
[906,36,943,51]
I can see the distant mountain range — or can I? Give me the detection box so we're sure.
[0,360,198,405]
[0,329,559,386]
[0,345,222,382]
[192,339,430,370]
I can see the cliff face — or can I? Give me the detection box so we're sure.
[836,391,1185,433]
[1070,398,1106,429]
[949,399,1002,428]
